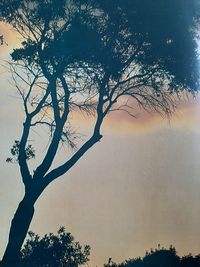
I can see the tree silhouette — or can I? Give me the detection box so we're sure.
[0,1,199,266]
[104,246,200,267]
[19,227,90,267]
[181,254,200,267]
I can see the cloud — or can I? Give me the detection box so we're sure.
[103,94,200,135]
[52,95,200,138]
[0,22,21,57]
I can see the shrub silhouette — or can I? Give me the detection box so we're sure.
[19,227,90,267]
[104,246,200,267]
[181,254,200,267]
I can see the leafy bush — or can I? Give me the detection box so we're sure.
[104,246,200,267]
[20,227,90,267]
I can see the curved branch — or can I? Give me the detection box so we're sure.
[18,116,32,188]
[42,73,110,185]
[30,81,53,117]
[43,133,102,186]
[33,76,70,178]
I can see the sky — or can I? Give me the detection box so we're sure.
[1,23,200,267]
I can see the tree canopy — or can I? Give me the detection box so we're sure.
[0,0,199,91]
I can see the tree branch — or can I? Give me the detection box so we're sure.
[33,76,70,178]
[43,133,102,186]
[42,72,110,185]
[18,116,32,188]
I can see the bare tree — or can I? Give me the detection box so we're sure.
[0,0,199,266]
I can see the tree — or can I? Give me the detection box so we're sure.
[20,227,90,267]
[0,0,199,266]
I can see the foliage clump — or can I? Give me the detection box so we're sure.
[20,227,90,267]
[6,140,35,163]
[104,245,200,267]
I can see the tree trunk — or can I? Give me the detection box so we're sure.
[1,194,35,267]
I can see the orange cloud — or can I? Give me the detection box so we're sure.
[102,95,200,135]
[0,22,21,57]
[61,92,200,138]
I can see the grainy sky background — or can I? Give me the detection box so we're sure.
[1,23,200,267]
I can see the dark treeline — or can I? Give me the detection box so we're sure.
[1,227,200,267]
[104,246,200,267]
